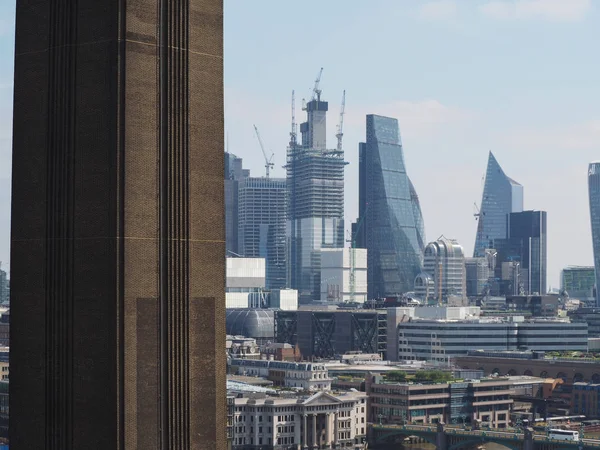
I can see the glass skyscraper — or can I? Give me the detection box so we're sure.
[238,177,287,289]
[588,162,600,306]
[474,152,523,257]
[495,210,547,295]
[357,115,425,298]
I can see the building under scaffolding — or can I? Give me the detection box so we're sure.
[286,85,347,303]
[274,308,387,360]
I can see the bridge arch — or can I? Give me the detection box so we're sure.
[573,373,584,382]
[540,370,548,378]
[375,429,437,447]
[593,373,600,383]
[492,368,500,376]
[556,372,567,380]
[448,437,521,450]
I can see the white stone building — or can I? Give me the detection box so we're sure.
[232,391,368,449]
[320,248,367,304]
[230,359,332,391]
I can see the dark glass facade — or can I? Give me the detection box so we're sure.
[358,115,425,298]
[588,162,600,306]
[496,210,547,295]
[474,152,523,257]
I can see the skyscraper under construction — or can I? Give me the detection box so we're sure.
[286,73,347,303]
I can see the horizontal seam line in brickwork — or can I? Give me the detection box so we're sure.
[16,40,222,59]
[13,237,225,242]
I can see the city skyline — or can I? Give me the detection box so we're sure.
[2,1,600,289]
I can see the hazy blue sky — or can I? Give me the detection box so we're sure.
[0,0,599,289]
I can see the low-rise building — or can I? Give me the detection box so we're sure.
[366,374,546,428]
[230,359,332,391]
[231,391,368,449]
[572,383,600,418]
[227,335,261,360]
[396,317,588,362]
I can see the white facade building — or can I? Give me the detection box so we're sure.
[226,257,267,309]
[230,359,332,391]
[232,391,368,449]
[320,248,367,303]
[270,289,298,311]
[396,317,588,362]
[420,236,466,303]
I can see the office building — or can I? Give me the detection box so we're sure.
[269,289,299,311]
[496,210,547,295]
[589,162,600,307]
[465,257,490,298]
[239,177,287,289]
[421,236,466,303]
[572,383,600,417]
[0,266,7,305]
[561,266,596,301]
[396,317,587,362]
[230,391,368,449]
[10,2,225,448]
[366,374,545,428]
[568,307,600,337]
[225,152,248,256]
[356,115,425,298]
[320,248,367,303]
[226,257,268,309]
[474,152,523,257]
[287,87,346,303]
[275,308,387,359]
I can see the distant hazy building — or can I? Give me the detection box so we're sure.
[225,151,248,256]
[474,152,523,257]
[561,266,595,301]
[465,257,490,298]
[0,267,7,305]
[414,272,435,303]
[287,88,346,303]
[422,236,466,303]
[238,177,287,289]
[226,257,267,309]
[589,161,600,307]
[495,210,547,295]
[356,115,425,298]
[270,289,299,311]
[320,248,367,303]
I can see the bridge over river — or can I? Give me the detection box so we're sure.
[370,423,600,450]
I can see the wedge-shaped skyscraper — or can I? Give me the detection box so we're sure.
[356,115,425,298]
[474,152,523,257]
[588,162,600,306]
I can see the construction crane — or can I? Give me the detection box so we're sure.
[335,90,346,152]
[346,204,369,303]
[302,67,324,110]
[253,124,274,178]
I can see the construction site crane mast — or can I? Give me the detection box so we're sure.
[253,124,274,178]
[290,90,297,147]
[302,67,324,110]
[336,90,346,153]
